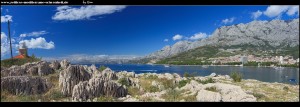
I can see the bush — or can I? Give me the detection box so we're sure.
[178,80,190,88]
[98,65,107,71]
[253,92,265,99]
[205,86,218,92]
[230,71,242,82]
[162,89,181,102]
[183,72,197,78]
[145,75,158,80]
[197,78,215,84]
[118,78,130,87]
[149,86,159,93]
[97,96,114,102]
[283,86,289,91]
[128,87,141,97]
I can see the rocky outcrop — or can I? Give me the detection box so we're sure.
[1,61,54,77]
[59,65,91,96]
[197,90,222,102]
[72,77,128,101]
[1,76,51,95]
[93,68,118,80]
[37,61,54,76]
[1,65,27,77]
[204,83,257,102]
[50,60,61,70]
[60,59,70,69]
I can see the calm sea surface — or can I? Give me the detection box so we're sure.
[82,64,299,85]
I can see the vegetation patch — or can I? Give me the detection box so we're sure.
[205,86,218,92]
[197,78,215,84]
[230,71,242,82]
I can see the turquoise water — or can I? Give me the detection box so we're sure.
[84,64,299,85]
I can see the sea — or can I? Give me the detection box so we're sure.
[81,64,299,85]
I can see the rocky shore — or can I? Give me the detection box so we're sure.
[1,60,299,102]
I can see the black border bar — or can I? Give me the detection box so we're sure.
[1,0,299,5]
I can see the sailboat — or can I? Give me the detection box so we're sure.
[164,64,170,67]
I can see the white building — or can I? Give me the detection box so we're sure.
[279,56,283,64]
[240,56,248,64]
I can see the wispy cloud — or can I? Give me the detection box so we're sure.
[1,15,12,23]
[20,31,48,38]
[251,10,263,20]
[172,34,183,41]
[222,17,235,24]
[189,32,208,40]
[164,39,169,42]
[52,5,127,21]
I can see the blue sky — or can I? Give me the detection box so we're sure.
[1,5,299,60]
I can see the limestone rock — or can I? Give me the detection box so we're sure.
[1,76,51,95]
[72,77,128,101]
[37,61,54,76]
[50,60,61,70]
[59,65,91,96]
[204,83,257,102]
[197,90,222,102]
[60,59,70,69]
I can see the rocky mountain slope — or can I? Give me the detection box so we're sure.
[145,18,299,61]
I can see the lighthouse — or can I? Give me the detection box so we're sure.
[13,42,29,59]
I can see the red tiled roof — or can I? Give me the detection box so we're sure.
[13,54,27,59]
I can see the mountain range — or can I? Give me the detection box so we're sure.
[135,18,299,64]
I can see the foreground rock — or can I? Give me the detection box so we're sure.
[59,65,91,96]
[1,76,51,95]
[72,77,128,101]
[1,61,54,77]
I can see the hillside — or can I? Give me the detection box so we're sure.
[133,18,299,64]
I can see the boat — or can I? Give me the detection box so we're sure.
[202,65,208,68]
[164,64,170,67]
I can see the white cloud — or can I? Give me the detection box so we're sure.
[189,32,208,40]
[222,17,235,24]
[251,10,263,20]
[1,15,12,23]
[19,37,55,49]
[52,5,126,21]
[164,39,169,42]
[1,32,17,58]
[172,34,183,41]
[263,5,299,18]
[263,5,290,18]
[287,6,299,16]
[1,32,9,57]
[20,31,48,37]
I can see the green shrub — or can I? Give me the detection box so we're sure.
[283,86,289,91]
[118,78,130,87]
[197,78,215,84]
[97,96,114,102]
[145,75,158,80]
[128,87,141,97]
[162,89,181,102]
[98,65,107,71]
[253,92,265,99]
[205,86,218,92]
[178,80,190,88]
[230,71,242,82]
[149,86,159,93]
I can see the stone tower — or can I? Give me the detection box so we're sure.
[19,42,28,56]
